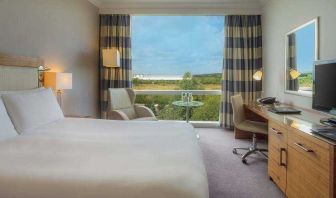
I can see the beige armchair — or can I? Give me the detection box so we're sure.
[107,88,157,121]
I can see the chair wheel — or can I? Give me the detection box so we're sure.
[242,159,247,164]
[233,149,237,154]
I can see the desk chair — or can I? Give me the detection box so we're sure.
[108,88,157,121]
[231,95,268,164]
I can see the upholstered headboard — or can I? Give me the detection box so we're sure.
[0,53,44,91]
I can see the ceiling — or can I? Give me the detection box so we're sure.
[98,0,262,3]
[89,0,268,14]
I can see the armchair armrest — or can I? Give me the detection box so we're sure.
[108,110,130,120]
[134,104,156,118]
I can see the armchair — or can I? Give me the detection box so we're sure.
[107,88,157,121]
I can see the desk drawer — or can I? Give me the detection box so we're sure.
[288,128,330,171]
[269,121,287,143]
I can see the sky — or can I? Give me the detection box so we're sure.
[131,16,224,75]
[295,22,315,73]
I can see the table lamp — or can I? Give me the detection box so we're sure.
[44,72,72,107]
[102,48,120,67]
[253,69,264,98]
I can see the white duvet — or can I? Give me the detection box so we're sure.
[0,118,209,198]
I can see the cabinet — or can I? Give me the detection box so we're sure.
[268,121,335,198]
[242,103,336,198]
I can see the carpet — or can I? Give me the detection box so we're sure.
[196,128,285,198]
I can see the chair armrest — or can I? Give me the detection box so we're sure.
[134,105,156,118]
[108,110,130,120]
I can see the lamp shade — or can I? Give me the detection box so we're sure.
[44,72,72,90]
[102,48,120,68]
[289,69,300,80]
[253,70,263,81]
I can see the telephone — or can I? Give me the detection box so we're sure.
[257,97,276,105]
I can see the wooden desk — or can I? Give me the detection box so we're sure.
[244,104,336,198]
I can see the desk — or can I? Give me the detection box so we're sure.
[244,103,336,198]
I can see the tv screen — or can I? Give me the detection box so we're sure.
[313,60,336,115]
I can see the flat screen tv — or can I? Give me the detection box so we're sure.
[313,59,336,115]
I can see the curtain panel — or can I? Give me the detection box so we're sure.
[99,14,132,119]
[287,33,299,91]
[220,15,262,129]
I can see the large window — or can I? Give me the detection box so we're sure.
[132,16,224,90]
[131,16,224,122]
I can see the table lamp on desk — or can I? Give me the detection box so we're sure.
[253,69,265,99]
[44,72,72,108]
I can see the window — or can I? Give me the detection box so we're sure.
[132,16,224,91]
[131,16,224,122]
[296,22,315,91]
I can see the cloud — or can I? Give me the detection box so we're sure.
[132,16,224,75]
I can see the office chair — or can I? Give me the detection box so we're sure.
[231,95,268,164]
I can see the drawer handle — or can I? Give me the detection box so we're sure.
[271,127,282,135]
[294,142,314,153]
[279,148,287,167]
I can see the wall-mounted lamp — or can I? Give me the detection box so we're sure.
[44,72,72,108]
[289,69,300,80]
[102,48,120,68]
[253,70,263,81]
[38,65,51,87]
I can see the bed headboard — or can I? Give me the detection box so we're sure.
[0,53,44,91]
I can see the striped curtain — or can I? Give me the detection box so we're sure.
[99,15,132,119]
[287,33,298,91]
[220,15,262,129]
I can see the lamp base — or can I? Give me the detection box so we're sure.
[56,90,62,108]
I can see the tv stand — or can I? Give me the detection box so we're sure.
[321,117,336,127]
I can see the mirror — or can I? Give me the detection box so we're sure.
[285,18,319,96]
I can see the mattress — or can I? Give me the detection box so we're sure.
[0,118,209,198]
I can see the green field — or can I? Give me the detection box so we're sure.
[298,72,313,90]
[133,72,221,121]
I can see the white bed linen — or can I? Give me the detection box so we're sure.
[0,118,209,198]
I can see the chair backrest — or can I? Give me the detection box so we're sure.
[108,88,137,119]
[231,94,245,125]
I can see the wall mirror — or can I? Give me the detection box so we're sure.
[285,18,319,97]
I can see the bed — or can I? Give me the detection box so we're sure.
[0,53,209,198]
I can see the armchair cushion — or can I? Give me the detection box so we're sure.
[109,89,132,109]
[134,104,156,118]
[108,110,130,120]
[108,88,137,119]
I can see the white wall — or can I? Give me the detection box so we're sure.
[0,0,99,117]
[262,0,336,109]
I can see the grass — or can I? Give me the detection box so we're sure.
[298,72,313,90]
[133,83,221,90]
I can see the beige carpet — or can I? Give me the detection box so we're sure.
[196,128,285,198]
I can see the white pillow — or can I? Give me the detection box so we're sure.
[2,88,64,133]
[0,98,18,140]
